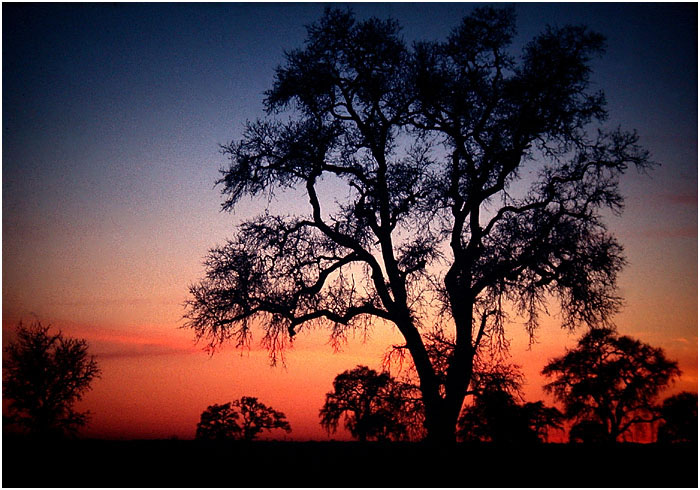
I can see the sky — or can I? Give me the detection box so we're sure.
[2,2,697,441]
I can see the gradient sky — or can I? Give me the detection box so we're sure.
[2,2,697,441]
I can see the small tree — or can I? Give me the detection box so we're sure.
[195,403,241,440]
[542,328,680,443]
[320,365,423,441]
[457,364,562,444]
[458,385,527,443]
[657,391,697,444]
[195,396,291,441]
[3,321,101,438]
[522,401,565,443]
[568,420,608,444]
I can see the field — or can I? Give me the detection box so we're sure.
[2,437,697,488]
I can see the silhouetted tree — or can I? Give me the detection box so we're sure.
[195,402,241,440]
[458,385,528,443]
[469,360,525,398]
[2,321,101,438]
[196,396,291,441]
[542,328,680,443]
[457,364,562,443]
[568,420,609,444]
[185,6,651,443]
[657,391,697,444]
[320,365,423,441]
[522,401,565,443]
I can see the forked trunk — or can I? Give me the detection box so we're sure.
[420,378,471,445]
[396,310,475,445]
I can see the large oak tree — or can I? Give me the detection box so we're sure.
[185,7,650,443]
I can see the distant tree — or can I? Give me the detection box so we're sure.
[457,364,562,444]
[2,321,101,438]
[469,361,525,398]
[657,391,697,444]
[185,6,651,443]
[542,328,680,443]
[195,403,241,440]
[320,365,423,441]
[458,385,527,443]
[196,396,291,441]
[522,401,565,443]
[568,420,609,444]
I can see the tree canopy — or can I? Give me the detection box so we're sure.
[457,363,563,443]
[542,327,680,443]
[319,365,423,441]
[656,391,697,444]
[195,396,291,441]
[3,321,101,438]
[195,402,241,440]
[185,6,650,443]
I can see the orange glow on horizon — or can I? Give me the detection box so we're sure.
[3,304,696,442]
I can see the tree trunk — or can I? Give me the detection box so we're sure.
[422,397,460,445]
[394,303,475,445]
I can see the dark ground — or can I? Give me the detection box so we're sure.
[2,437,697,488]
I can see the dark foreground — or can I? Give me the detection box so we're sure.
[3,438,697,488]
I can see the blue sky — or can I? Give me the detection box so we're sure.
[4,3,696,246]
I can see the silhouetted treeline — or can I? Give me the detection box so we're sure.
[318,328,693,444]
